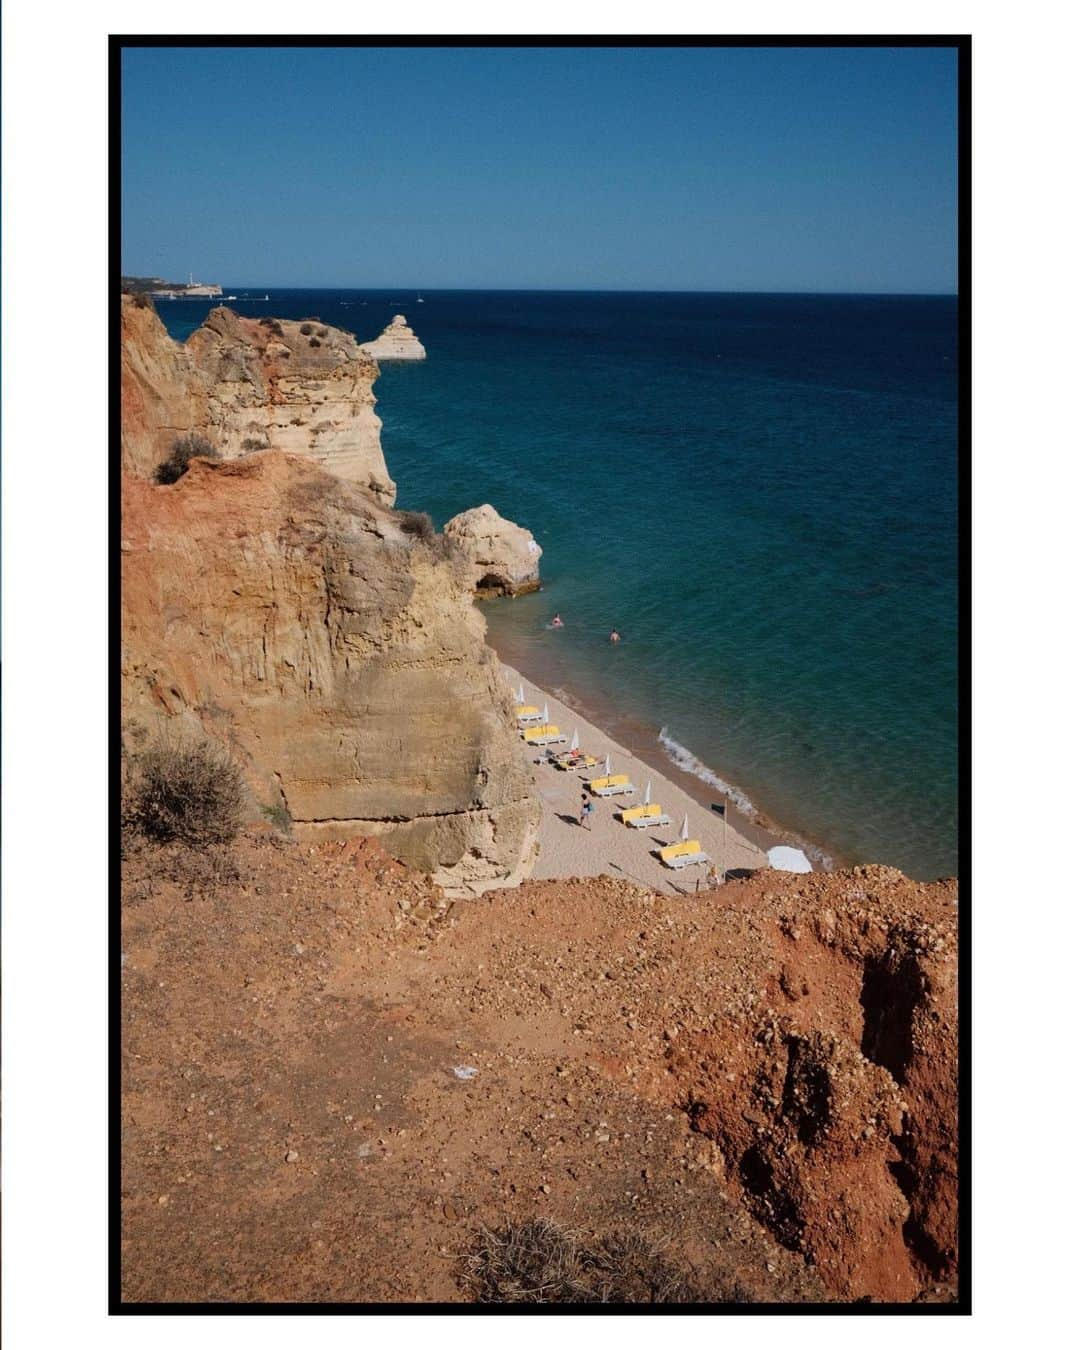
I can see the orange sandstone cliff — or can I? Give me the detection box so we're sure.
[120,299,539,892]
[121,300,394,503]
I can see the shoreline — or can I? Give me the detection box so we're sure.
[489,638,844,887]
[499,661,827,897]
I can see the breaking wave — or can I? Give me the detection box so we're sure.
[657,728,755,815]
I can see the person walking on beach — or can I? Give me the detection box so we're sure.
[579,793,593,829]
[706,862,722,890]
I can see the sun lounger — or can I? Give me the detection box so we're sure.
[589,773,637,798]
[516,705,543,725]
[551,750,600,771]
[621,803,673,829]
[522,723,569,746]
[658,839,711,869]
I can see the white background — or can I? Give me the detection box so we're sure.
[3,1,1076,1343]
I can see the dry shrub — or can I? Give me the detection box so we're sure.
[241,436,270,452]
[460,1220,737,1305]
[126,738,244,848]
[156,434,219,485]
[130,291,155,311]
[461,1220,594,1304]
[397,509,436,543]
[299,322,315,335]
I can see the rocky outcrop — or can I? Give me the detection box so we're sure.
[120,453,540,893]
[444,504,542,597]
[360,313,426,361]
[121,297,395,504]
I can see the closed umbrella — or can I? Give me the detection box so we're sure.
[603,754,612,776]
[679,815,690,841]
[542,702,550,722]
[516,684,525,704]
[767,845,813,873]
[644,779,652,806]
[570,729,579,752]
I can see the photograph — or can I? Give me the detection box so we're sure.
[115,38,965,1310]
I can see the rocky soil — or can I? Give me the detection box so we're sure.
[120,833,957,1304]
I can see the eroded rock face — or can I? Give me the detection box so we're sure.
[120,453,540,893]
[444,504,542,597]
[121,298,395,504]
[659,866,958,1302]
[360,313,426,361]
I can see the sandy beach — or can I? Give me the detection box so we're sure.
[503,663,777,896]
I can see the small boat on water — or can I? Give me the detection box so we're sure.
[417,295,425,303]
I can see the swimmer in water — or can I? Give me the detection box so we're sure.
[551,614,564,628]
[609,629,621,643]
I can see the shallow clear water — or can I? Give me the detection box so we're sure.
[157,288,959,879]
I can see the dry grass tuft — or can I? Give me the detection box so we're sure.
[460,1219,734,1305]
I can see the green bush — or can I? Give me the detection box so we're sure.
[155,434,219,485]
[260,801,292,833]
[299,322,315,336]
[126,739,244,848]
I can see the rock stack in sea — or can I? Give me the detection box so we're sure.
[444,503,542,597]
[360,313,427,361]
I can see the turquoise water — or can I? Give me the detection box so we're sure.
[157,290,959,879]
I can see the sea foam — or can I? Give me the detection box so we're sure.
[657,728,755,815]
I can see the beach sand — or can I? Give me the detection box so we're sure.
[503,664,777,897]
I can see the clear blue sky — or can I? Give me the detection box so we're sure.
[121,45,958,292]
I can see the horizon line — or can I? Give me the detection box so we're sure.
[131,283,959,298]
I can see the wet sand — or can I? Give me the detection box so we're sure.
[503,664,779,897]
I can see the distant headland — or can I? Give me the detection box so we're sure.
[122,273,223,299]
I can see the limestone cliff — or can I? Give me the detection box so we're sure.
[360,313,426,361]
[120,298,395,504]
[444,503,542,597]
[121,453,540,892]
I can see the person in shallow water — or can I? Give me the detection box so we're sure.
[551,614,564,627]
[609,629,621,643]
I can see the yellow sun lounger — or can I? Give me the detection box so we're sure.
[551,750,600,771]
[516,704,543,724]
[589,773,636,797]
[658,839,711,869]
[523,723,569,746]
[621,803,673,829]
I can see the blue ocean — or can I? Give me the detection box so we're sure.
[157,289,959,880]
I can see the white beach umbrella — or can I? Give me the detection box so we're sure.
[603,754,612,776]
[767,845,813,874]
[644,779,652,806]
[516,684,525,704]
[542,702,550,722]
[679,815,690,841]
[570,729,579,752]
